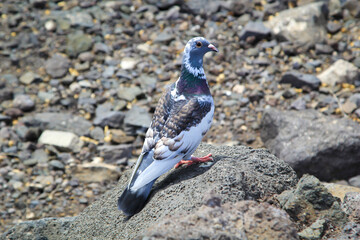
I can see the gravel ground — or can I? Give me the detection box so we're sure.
[0,0,359,234]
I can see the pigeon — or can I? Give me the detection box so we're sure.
[118,37,218,216]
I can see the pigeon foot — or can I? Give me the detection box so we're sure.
[174,153,213,169]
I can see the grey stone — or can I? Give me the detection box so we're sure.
[348,175,360,188]
[95,102,113,117]
[298,218,326,240]
[66,12,93,28]
[98,144,132,164]
[93,42,110,54]
[354,56,360,68]
[93,111,125,129]
[37,91,56,103]
[0,114,11,124]
[317,59,359,86]
[38,130,83,152]
[32,149,48,163]
[245,47,259,57]
[20,112,92,137]
[1,74,18,86]
[0,88,13,102]
[90,127,104,141]
[261,109,360,181]
[117,86,143,102]
[2,143,297,239]
[78,52,94,62]
[13,94,35,111]
[355,109,360,118]
[137,75,157,92]
[348,93,360,107]
[165,6,180,20]
[315,43,334,55]
[327,21,342,34]
[74,61,90,71]
[66,32,93,58]
[23,158,38,167]
[102,66,115,78]
[49,160,65,170]
[238,21,271,41]
[124,106,152,134]
[153,31,175,43]
[19,71,41,85]
[329,0,342,17]
[79,198,88,204]
[264,2,328,47]
[342,0,360,18]
[45,54,70,78]
[280,71,321,90]
[342,100,357,114]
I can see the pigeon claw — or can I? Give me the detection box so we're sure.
[174,153,213,169]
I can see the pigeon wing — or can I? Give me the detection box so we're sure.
[131,96,214,191]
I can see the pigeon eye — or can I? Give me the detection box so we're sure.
[196,41,202,48]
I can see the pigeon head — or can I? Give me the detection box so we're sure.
[182,37,218,77]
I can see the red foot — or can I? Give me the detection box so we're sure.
[174,153,213,169]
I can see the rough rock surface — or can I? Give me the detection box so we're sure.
[342,192,360,222]
[277,175,347,233]
[261,108,360,181]
[142,200,299,240]
[328,222,360,240]
[2,143,298,239]
[1,217,75,240]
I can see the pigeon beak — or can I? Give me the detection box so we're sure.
[208,43,218,52]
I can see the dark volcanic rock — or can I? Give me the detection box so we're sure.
[142,200,298,240]
[261,109,360,181]
[2,143,298,239]
[280,71,321,90]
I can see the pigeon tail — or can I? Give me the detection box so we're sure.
[118,151,156,216]
[117,179,155,216]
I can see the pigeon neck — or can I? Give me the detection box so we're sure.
[177,64,210,96]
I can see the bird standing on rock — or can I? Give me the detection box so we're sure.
[118,37,218,216]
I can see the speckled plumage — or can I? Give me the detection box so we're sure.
[118,37,218,216]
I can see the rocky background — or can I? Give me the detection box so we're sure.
[1,0,360,239]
